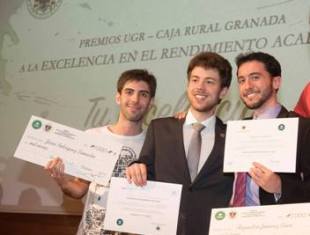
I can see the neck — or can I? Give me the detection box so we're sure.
[253,97,280,117]
[190,107,215,122]
[108,117,143,136]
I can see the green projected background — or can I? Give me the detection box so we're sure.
[0,0,309,214]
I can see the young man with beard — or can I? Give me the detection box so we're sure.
[46,69,157,235]
[231,51,310,206]
[126,52,234,235]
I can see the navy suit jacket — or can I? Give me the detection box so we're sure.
[138,117,233,235]
[255,106,310,204]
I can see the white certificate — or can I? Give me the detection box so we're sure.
[104,177,182,235]
[14,115,121,185]
[209,203,310,235]
[224,118,298,172]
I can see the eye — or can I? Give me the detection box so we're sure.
[140,91,150,98]
[190,77,198,83]
[250,75,260,81]
[205,79,216,85]
[124,89,134,95]
[237,78,245,84]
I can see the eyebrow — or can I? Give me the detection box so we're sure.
[238,72,261,78]
[123,87,150,94]
[190,75,217,80]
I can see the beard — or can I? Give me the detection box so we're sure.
[241,86,273,110]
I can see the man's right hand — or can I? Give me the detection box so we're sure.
[174,111,187,120]
[126,163,147,186]
[45,157,67,186]
[45,157,89,199]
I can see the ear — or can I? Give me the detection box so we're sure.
[219,87,228,100]
[115,92,121,105]
[147,97,155,110]
[272,76,281,91]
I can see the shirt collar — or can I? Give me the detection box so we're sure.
[184,109,216,129]
[253,103,282,119]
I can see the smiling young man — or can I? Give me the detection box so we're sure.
[231,51,310,206]
[126,52,233,235]
[46,69,156,235]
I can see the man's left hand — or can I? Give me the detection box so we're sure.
[249,162,282,193]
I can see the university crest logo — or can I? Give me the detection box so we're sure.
[26,0,63,19]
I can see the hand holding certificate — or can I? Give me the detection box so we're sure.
[104,177,182,235]
[14,116,122,185]
[209,203,310,235]
[224,118,298,173]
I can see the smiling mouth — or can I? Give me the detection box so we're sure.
[127,105,140,111]
[194,94,208,101]
[195,94,206,98]
[244,91,259,99]
[246,93,256,98]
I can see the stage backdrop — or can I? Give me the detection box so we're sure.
[0,0,309,214]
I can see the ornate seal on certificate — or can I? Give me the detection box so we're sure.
[26,0,63,19]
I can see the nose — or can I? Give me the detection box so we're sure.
[131,93,139,103]
[243,78,253,90]
[196,80,205,90]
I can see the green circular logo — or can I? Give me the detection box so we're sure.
[278,124,285,131]
[32,120,42,129]
[215,211,225,220]
[116,218,123,226]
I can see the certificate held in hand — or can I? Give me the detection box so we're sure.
[224,118,298,173]
[14,115,121,185]
[104,177,182,235]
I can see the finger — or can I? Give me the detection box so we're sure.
[45,157,58,169]
[139,164,147,185]
[250,166,261,178]
[47,158,60,170]
[45,160,52,169]
[126,164,143,186]
[51,167,58,177]
[133,164,148,186]
[132,168,144,186]
[248,168,256,179]
[252,162,271,173]
[56,162,65,177]
[174,111,186,119]
[125,167,133,184]
[49,160,62,177]
[249,167,265,186]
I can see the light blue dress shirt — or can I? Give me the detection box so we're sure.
[245,103,282,206]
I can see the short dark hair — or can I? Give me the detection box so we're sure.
[187,52,232,88]
[117,69,157,98]
[236,51,281,77]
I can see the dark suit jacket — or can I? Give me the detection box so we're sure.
[138,117,233,235]
[255,106,310,204]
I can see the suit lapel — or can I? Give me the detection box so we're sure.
[173,118,193,184]
[277,106,289,118]
[193,118,226,182]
